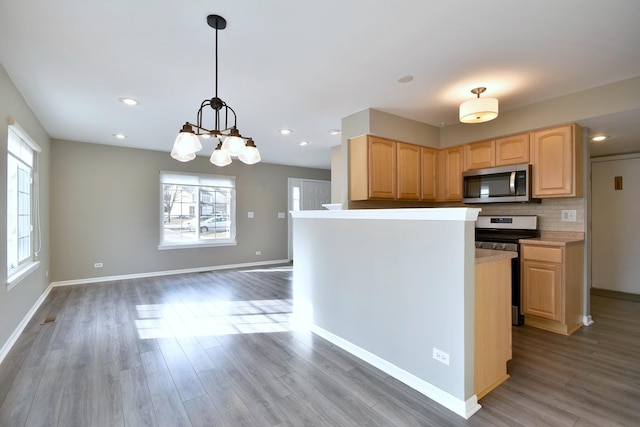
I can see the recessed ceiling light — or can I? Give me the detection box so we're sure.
[114,133,126,139]
[299,141,309,146]
[397,75,414,83]
[119,97,139,106]
[279,129,292,135]
[591,135,607,142]
[329,129,341,135]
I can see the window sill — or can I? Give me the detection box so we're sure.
[6,260,41,291]
[158,239,237,250]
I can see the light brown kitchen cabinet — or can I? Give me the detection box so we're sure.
[420,147,437,201]
[349,135,397,200]
[521,242,584,335]
[495,133,530,166]
[397,142,421,200]
[465,140,495,170]
[475,257,512,398]
[437,146,464,201]
[530,124,583,198]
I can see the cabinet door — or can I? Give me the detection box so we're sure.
[420,147,437,201]
[397,142,421,200]
[531,125,578,197]
[439,147,463,201]
[465,140,495,170]
[522,259,563,322]
[368,136,397,199]
[495,133,530,166]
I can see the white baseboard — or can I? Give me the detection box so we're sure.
[50,259,291,287]
[0,283,54,366]
[310,325,481,420]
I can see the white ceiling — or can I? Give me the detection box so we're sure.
[1,0,640,169]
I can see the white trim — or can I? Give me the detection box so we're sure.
[6,261,41,291]
[50,259,290,287]
[591,152,640,162]
[583,315,594,326]
[310,325,482,420]
[7,117,42,153]
[158,240,237,250]
[290,207,481,221]
[0,282,53,365]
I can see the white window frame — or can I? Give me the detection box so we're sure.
[158,171,237,250]
[6,119,41,290]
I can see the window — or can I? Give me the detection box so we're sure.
[159,171,236,249]
[7,120,41,288]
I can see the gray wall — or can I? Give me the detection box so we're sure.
[291,211,477,414]
[50,139,329,282]
[0,64,51,353]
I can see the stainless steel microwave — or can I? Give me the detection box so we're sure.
[462,163,539,203]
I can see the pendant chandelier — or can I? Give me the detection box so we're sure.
[170,14,260,166]
[459,87,499,124]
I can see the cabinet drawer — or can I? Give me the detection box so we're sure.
[522,245,563,263]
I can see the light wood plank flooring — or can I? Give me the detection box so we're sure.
[0,265,638,426]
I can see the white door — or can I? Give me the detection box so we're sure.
[288,178,331,260]
[591,155,640,294]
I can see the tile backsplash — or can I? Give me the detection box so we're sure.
[478,198,585,232]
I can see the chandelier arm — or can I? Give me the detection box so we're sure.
[224,104,238,130]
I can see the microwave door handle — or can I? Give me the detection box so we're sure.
[509,171,516,195]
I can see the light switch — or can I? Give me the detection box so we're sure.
[248,212,254,218]
[278,212,285,219]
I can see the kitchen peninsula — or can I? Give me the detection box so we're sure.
[290,208,515,419]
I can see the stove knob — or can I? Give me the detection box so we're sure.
[499,243,507,250]
[491,243,498,250]
[475,242,482,248]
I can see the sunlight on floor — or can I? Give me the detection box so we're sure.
[135,298,294,339]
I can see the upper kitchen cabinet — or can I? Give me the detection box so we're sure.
[465,133,530,170]
[437,146,464,201]
[495,133,530,166]
[421,147,437,201]
[349,135,397,200]
[464,140,495,171]
[530,124,583,198]
[397,142,421,200]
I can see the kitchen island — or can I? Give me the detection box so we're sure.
[290,208,514,419]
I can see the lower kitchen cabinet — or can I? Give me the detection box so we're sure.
[475,257,512,399]
[521,241,584,335]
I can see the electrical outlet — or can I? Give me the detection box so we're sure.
[278,212,285,219]
[433,348,450,366]
[248,211,254,218]
[94,262,103,268]
[561,210,577,222]
[255,251,261,256]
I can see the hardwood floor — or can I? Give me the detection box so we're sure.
[0,265,638,426]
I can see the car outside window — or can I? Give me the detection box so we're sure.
[159,171,236,249]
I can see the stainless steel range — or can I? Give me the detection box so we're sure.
[475,215,539,325]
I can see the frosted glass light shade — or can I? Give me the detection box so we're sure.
[222,135,246,156]
[238,144,261,165]
[171,129,202,157]
[459,98,499,123]
[210,144,232,166]
[170,148,196,162]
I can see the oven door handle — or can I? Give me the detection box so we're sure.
[509,171,516,195]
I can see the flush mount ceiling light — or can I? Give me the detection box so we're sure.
[119,97,139,106]
[171,14,260,166]
[591,135,607,142]
[279,129,292,135]
[459,87,499,124]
